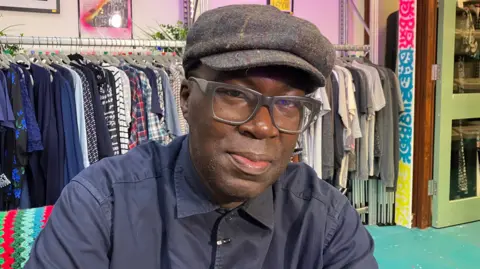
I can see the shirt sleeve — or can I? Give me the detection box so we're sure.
[323,202,378,269]
[24,179,111,269]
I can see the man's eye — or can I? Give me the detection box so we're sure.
[277,99,296,108]
[217,89,244,98]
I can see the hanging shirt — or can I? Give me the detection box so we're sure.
[311,86,331,176]
[134,68,163,142]
[29,64,59,207]
[347,67,370,181]
[104,66,129,155]
[151,67,172,144]
[142,67,164,118]
[2,67,28,209]
[159,68,181,138]
[72,67,100,164]
[352,61,386,176]
[24,135,378,269]
[89,66,120,156]
[387,70,405,191]
[168,63,188,134]
[75,64,113,159]
[56,72,84,186]
[120,65,148,148]
[0,71,14,129]
[333,66,350,188]
[64,65,90,168]
[331,72,345,172]
[12,65,43,153]
[118,70,132,127]
[322,77,335,180]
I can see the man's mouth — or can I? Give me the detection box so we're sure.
[228,153,272,176]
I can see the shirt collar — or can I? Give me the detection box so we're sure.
[242,186,274,229]
[174,136,219,218]
[174,136,275,229]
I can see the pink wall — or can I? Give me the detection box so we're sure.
[208,0,340,43]
[293,0,340,43]
[209,0,266,9]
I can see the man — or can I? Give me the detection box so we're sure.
[25,4,378,269]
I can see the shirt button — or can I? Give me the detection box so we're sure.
[226,213,236,221]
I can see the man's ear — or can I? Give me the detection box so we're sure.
[180,79,191,122]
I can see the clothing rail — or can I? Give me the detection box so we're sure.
[0,36,186,49]
[333,44,370,52]
[0,37,364,52]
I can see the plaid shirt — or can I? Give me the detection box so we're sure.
[136,70,164,142]
[152,68,171,145]
[120,66,148,149]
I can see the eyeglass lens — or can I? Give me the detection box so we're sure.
[212,87,315,132]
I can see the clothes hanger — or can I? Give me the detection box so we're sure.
[119,40,146,67]
[107,42,121,67]
[97,38,116,66]
[79,38,95,64]
[4,53,14,62]
[129,40,147,68]
[153,52,168,67]
[0,54,10,69]
[49,37,65,64]
[14,53,31,68]
[27,37,42,64]
[12,37,30,68]
[34,37,57,72]
[45,37,61,64]
[53,37,71,65]
[0,38,11,68]
[2,39,14,62]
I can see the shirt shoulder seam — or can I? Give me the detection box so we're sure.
[281,184,347,219]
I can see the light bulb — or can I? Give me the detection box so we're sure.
[111,14,122,28]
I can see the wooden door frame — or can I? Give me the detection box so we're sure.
[363,0,435,228]
[411,0,437,229]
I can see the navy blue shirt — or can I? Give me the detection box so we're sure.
[25,136,378,269]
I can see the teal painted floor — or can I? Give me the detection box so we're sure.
[367,222,480,269]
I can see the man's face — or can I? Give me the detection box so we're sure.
[181,65,314,205]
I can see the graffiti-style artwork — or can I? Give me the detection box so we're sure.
[78,0,132,39]
[395,0,416,228]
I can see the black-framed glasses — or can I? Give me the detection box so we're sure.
[189,77,322,134]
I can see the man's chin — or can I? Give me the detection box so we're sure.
[216,177,268,201]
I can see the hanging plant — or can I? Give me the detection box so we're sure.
[0,15,24,55]
[138,21,188,52]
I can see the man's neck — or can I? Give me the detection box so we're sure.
[219,201,244,210]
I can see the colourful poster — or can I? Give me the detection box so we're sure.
[268,0,293,13]
[395,0,416,228]
[78,0,132,39]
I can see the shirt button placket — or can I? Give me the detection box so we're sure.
[214,221,224,269]
[214,214,235,269]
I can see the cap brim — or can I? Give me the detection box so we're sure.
[199,49,326,90]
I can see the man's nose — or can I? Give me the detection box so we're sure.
[238,107,279,139]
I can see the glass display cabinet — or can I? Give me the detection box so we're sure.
[433,0,480,227]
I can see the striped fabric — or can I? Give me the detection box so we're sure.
[105,66,129,155]
[168,64,189,135]
[73,67,99,164]
[0,206,53,269]
[99,70,120,156]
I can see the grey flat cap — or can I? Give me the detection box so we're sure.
[183,4,336,92]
